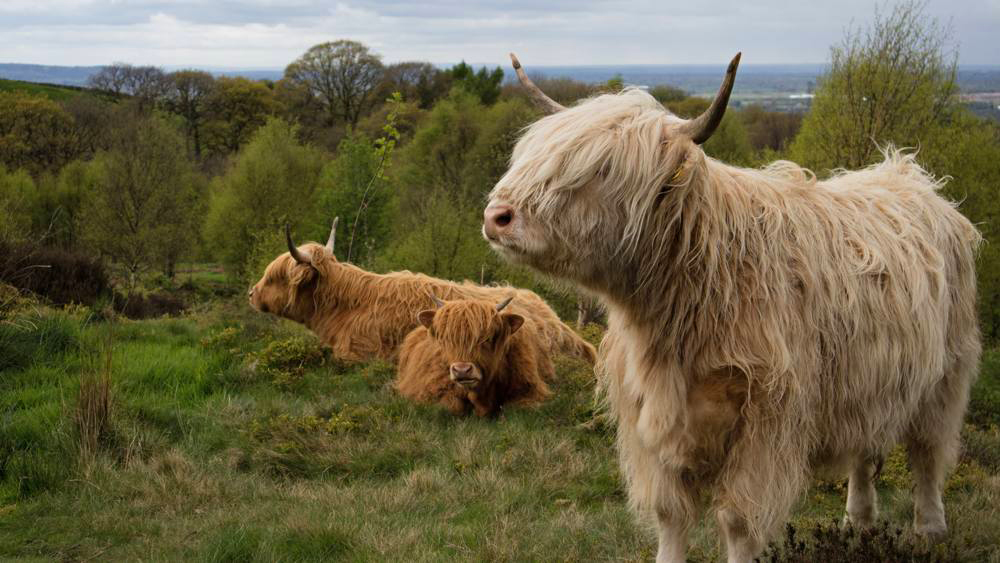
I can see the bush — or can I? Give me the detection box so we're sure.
[761,520,958,562]
[968,348,1000,427]
[251,337,326,388]
[114,291,187,320]
[0,242,110,306]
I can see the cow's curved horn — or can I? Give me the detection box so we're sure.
[285,223,307,264]
[495,296,514,312]
[510,53,565,115]
[326,216,339,253]
[430,294,445,308]
[677,53,741,145]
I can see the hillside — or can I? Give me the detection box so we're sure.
[0,78,93,102]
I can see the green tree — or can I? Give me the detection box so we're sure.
[0,165,35,243]
[0,92,80,176]
[789,0,957,172]
[203,76,278,155]
[309,94,401,266]
[87,63,168,112]
[203,118,326,274]
[30,161,92,249]
[379,91,535,281]
[62,95,116,158]
[284,40,384,126]
[164,70,215,158]
[378,61,450,109]
[78,115,203,283]
[448,62,505,105]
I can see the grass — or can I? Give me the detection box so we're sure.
[1,295,999,561]
[0,78,93,102]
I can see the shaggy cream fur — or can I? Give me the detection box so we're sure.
[486,87,981,562]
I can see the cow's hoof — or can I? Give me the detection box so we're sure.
[915,521,947,543]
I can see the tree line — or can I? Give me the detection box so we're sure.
[2,1,999,337]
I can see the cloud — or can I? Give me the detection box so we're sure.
[0,0,995,67]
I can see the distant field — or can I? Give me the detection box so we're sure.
[0,78,92,101]
[1,290,999,561]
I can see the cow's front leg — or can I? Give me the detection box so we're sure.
[844,457,879,526]
[655,510,689,563]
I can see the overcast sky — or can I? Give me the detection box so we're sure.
[1,0,996,68]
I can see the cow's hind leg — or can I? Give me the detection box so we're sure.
[905,358,974,540]
[844,457,879,527]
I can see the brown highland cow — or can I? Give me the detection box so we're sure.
[396,296,553,417]
[248,222,596,364]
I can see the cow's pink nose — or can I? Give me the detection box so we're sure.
[451,362,474,377]
[483,204,514,240]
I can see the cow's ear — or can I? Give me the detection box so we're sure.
[417,310,436,329]
[289,260,318,287]
[501,313,524,335]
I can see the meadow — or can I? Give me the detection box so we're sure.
[2,276,999,562]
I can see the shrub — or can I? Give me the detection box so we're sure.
[761,520,958,562]
[114,291,187,319]
[968,348,1000,427]
[251,337,326,387]
[0,242,110,306]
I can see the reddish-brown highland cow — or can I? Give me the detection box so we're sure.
[484,53,981,562]
[396,296,552,417]
[248,221,596,364]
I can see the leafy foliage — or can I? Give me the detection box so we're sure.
[448,62,505,105]
[202,76,278,156]
[79,113,204,281]
[0,91,80,175]
[203,118,325,274]
[284,40,384,126]
[790,0,958,172]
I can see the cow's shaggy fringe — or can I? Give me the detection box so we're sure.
[254,244,596,364]
[492,88,982,555]
[396,298,552,416]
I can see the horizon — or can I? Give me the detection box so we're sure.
[0,1,996,68]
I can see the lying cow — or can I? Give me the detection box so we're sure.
[248,222,596,364]
[396,296,552,417]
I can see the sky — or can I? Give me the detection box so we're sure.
[0,0,997,69]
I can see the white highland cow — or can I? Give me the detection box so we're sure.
[484,53,981,562]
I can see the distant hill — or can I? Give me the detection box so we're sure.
[0,63,103,87]
[3,62,999,95]
[0,78,93,101]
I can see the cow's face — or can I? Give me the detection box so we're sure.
[482,96,658,287]
[486,53,739,291]
[417,300,524,390]
[249,244,327,324]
